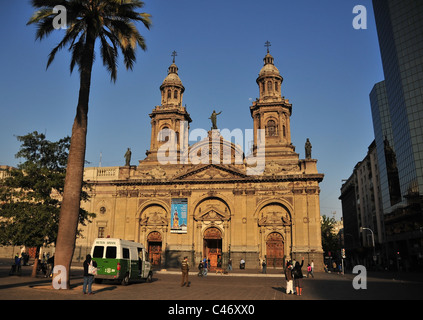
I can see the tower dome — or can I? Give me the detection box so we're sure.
[160,51,185,106]
[161,63,183,87]
[256,43,283,101]
[259,52,281,77]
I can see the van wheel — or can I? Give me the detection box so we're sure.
[146,272,153,283]
[121,273,130,286]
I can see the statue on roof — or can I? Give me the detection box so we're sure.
[305,138,312,159]
[209,110,222,130]
[124,148,132,166]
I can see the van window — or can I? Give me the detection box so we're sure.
[123,248,130,259]
[106,246,117,259]
[93,246,104,258]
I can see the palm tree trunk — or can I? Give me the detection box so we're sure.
[53,33,95,289]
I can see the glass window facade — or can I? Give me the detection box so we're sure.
[372,0,423,208]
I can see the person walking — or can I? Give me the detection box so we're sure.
[292,257,304,296]
[262,259,267,274]
[228,258,232,271]
[197,261,204,277]
[203,258,208,276]
[83,254,97,295]
[284,261,294,294]
[181,256,190,287]
[307,263,314,278]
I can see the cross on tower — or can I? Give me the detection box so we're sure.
[264,41,271,53]
[171,50,177,63]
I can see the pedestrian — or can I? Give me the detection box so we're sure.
[292,257,304,296]
[197,261,204,277]
[228,258,232,271]
[284,261,294,294]
[14,253,21,274]
[83,254,97,295]
[47,255,54,278]
[203,258,208,276]
[307,263,313,278]
[262,259,267,274]
[311,260,314,277]
[240,258,245,269]
[181,256,190,287]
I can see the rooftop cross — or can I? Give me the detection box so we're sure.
[171,50,177,63]
[264,41,271,53]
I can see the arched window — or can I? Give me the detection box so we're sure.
[267,120,277,136]
[275,82,278,92]
[174,90,178,99]
[160,126,171,142]
[167,90,171,99]
[267,81,272,92]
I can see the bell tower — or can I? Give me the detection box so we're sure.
[145,52,192,163]
[250,42,297,161]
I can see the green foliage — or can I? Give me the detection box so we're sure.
[0,132,95,247]
[27,0,152,81]
[321,214,340,255]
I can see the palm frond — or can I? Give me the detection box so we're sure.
[28,0,151,80]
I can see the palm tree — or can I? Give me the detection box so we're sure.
[27,0,151,288]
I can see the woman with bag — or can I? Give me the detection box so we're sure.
[83,254,97,295]
[293,257,304,296]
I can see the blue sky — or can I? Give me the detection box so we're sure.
[0,0,384,220]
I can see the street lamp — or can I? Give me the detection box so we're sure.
[360,227,376,263]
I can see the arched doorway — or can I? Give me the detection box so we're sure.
[203,227,222,269]
[147,231,162,266]
[266,232,284,267]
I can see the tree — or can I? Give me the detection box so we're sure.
[321,214,339,256]
[27,0,151,288]
[0,132,94,277]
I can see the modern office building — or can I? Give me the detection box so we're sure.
[371,0,423,270]
[340,141,384,267]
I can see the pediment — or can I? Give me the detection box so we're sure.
[258,211,291,227]
[140,211,168,226]
[172,164,248,181]
[197,209,227,222]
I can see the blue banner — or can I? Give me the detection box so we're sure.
[171,198,188,233]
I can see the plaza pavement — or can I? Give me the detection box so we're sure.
[1,258,423,304]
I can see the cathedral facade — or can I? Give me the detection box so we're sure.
[77,49,324,270]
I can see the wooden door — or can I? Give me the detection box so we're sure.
[266,233,284,267]
[147,232,162,266]
[204,228,222,269]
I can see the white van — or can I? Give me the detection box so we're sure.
[91,238,153,285]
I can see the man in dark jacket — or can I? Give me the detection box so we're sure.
[83,254,97,295]
[181,256,190,287]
